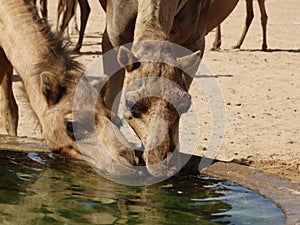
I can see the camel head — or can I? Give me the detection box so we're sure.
[117,41,201,176]
[38,69,92,160]
[39,69,139,176]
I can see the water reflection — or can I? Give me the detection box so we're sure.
[0,151,284,225]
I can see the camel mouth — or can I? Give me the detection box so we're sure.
[56,106,182,179]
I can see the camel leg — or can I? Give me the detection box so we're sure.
[40,0,47,19]
[70,0,79,34]
[59,0,76,35]
[102,29,125,112]
[56,0,64,32]
[211,25,222,51]
[0,48,18,136]
[233,0,254,49]
[258,0,268,51]
[73,0,90,52]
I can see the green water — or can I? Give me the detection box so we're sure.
[0,151,285,225]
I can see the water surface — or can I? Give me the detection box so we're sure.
[0,151,285,225]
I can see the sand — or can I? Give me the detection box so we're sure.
[1,0,299,181]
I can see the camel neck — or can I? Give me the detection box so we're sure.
[0,1,65,76]
[0,0,67,121]
[134,0,182,42]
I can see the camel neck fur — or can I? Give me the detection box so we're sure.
[0,0,81,121]
[0,1,67,74]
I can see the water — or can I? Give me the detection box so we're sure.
[0,151,285,225]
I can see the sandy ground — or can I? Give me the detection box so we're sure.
[1,0,299,181]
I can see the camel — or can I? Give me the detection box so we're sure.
[56,0,108,52]
[97,0,239,176]
[211,0,268,51]
[0,0,138,175]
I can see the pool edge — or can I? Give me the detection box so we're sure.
[201,162,300,225]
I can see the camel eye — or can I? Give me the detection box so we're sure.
[65,119,75,140]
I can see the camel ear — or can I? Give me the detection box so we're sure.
[41,71,61,105]
[177,50,202,73]
[117,46,141,72]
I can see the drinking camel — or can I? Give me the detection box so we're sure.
[98,0,239,176]
[0,0,138,175]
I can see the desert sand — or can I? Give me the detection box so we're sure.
[1,0,299,181]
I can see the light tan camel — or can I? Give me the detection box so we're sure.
[98,0,238,176]
[0,0,138,174]
[211,0,268,51]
